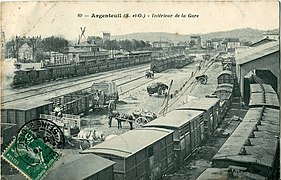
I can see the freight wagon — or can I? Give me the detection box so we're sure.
[1,100,54,147]
[212,107,280,179]
[143,110,204,164]
[82,128,174,180]
[217,70,234,85]
[249,83,279,109]
[176,98,221,137]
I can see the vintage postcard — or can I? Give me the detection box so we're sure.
[1,1,279,180]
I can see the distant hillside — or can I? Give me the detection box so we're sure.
[112,28,278,43]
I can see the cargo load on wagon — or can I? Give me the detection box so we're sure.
[91,81,119,108]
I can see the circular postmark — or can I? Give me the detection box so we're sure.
[15,118,65,167]
[16,118,65,148]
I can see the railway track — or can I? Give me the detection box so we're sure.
[3,64,150,96]
[2,65,150,104]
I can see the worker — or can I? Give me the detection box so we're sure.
[108,100,115,127]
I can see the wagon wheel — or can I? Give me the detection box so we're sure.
[135,117,148,128]
[157,87,163,96]
[79,140,91,150]
[198,77,207,85]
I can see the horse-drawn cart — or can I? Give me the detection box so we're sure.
[147,82,169,96]
[114,109,157,129]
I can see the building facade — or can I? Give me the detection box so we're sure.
[190,36,201,49]
[103,33,111,41]
[18,43,33,62]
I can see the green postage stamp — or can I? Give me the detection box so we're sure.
[2,127,61,180]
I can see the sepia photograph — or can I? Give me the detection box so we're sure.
[0,1,280,180]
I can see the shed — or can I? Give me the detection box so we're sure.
[176,98,221,136]
[236,41,279,100]
[46,154,115,180]
[143,110,204,163]
[82,128,174,180]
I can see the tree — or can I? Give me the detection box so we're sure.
[41,36,69,53]
[119,40,132,51]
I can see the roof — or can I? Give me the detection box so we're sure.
[197,168,266,180]
[217,83,234,88]
[213,107,279,168]
[250,84,276,94]
[243,108,279,126]
[176,98,219,111]
[46,154,115,180]
[130,50,152,55]
[217,70,233,78]
[249,92,279,108]
[215,86,233,93]
[81,128,173,158]
[250,38,276,47]
[79,51,109,57]
[236,41,279,65]
[143,110,202,129]
[2,100,53,111]
[222,38,240,43]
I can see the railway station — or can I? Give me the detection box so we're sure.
[1,4,279,178]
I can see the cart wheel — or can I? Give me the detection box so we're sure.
[157,87,163,96]
[199,77,207,85]
[135,117,148,128]
[80,140,91,150]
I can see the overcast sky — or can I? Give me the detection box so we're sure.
[2,1,279,40]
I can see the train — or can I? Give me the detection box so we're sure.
[12,51,153,88]
[150,54,196,73]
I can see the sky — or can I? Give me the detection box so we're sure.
[2,1,279,41]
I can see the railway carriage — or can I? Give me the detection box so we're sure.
[107,58,116,70]
[217,70,234,84]
[150,57,164,72]
[212,107,279,179]
[1,100,53,130]
[50,64,76,79]
[250,83,276,94]
[87,61,99,74]
[249,84,279,109]
[82,128,175,180]
[98,59,108,72]
[143,110,204,164]
[36,68,50,83]
[12,50,153,88]
[176,98,221,137]
[46,154,115,180]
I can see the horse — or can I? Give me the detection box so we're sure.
[145,71,154,79]
[114,113,134,130]
[77,128,105,142]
